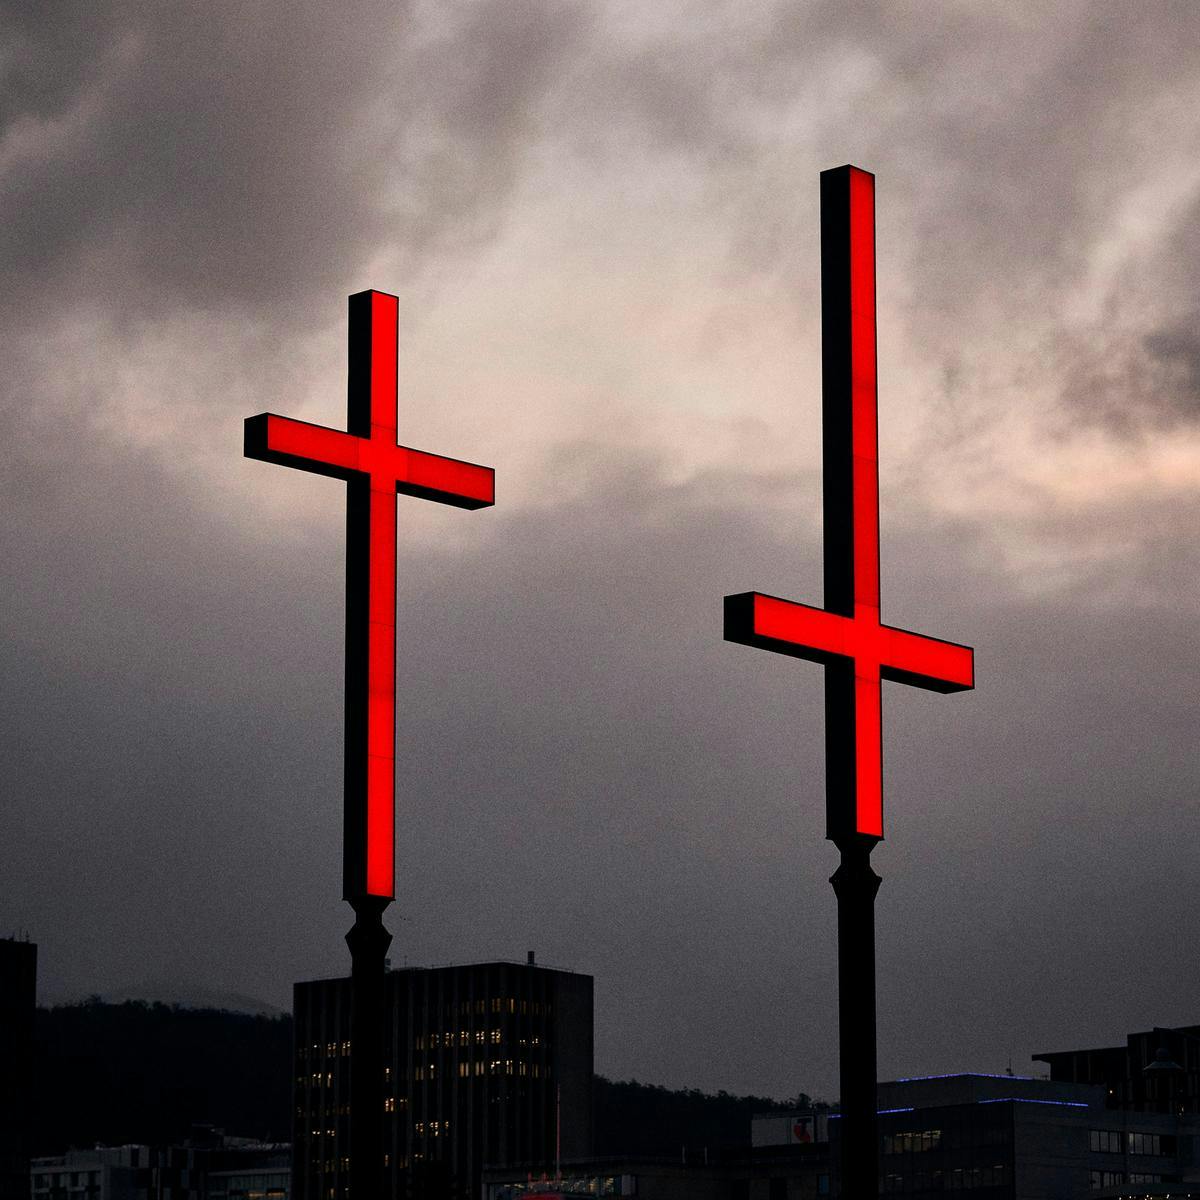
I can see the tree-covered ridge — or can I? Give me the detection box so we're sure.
[30,1001,826,1161]
[592,1076,826,1159]
[32,1000,292,1154]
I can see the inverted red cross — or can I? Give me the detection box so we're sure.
[245,290,494,899]
[724,166,973,842]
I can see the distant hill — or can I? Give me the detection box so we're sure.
[98,980,285,1017]
[32,1001,820,1158]
[592,1076,818,1159]
[32,1000,292,1154]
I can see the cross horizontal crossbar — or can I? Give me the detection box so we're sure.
[244,413,494,508]
[724,592,973,693]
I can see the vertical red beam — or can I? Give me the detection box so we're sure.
[365,292,398,899]
[848,168,882,840]
[346,291,399,900]
[822,165,883,842]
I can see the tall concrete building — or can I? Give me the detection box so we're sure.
[0,936,36,1198]
[293,957,593,1200]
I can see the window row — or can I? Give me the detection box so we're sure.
[300,1040,352,1060]
[882,1164,1005,1192]
[883,1129,942,1155]
[1089,1129,1176,1156]
[447,997,550,1017]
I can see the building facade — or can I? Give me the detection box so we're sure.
[30,1142,289,1200]
[0,936,36,1199]
[293,958,593,1200]
[1036,1026,1200,1115]
[485,1074,1200,1199]
[748,1074,1200,1199]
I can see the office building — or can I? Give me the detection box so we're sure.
[0,936,36,1199]
[31,1139,289,1200]
[487,1073,1200,1199]
[293,956,593,1200]
[756,1073,1200,1198]
[1036,1025,1200,1115]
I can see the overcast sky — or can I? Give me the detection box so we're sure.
[4,0,1200,1103]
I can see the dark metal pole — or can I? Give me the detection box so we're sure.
[830,838,881,1200]
[346,896,392,1200]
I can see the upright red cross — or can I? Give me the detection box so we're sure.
[724,166,973,842]
[245,290,494,899]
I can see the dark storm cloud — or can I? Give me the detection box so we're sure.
[1055,313,1200,436]
[1144,321,1200,420]
[0,0,589,327]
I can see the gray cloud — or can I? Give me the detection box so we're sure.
[0,0,590,330]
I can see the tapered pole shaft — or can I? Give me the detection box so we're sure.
[830,840,881,1199]
[346,897,392,1200]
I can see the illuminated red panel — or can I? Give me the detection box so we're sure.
[396,446,495,506]
[849,167,880,618]
[370,292,399,441]
[244,288,495,900]
[724,165,974,844]
[743,593,972,691]
[855,667,882,838]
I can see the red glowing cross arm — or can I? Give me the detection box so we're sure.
[243,289,494,903]
[243,415,494,509]
[724,593,974,693]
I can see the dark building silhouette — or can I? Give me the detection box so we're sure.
[0,936,36,1197]
[486,1074,1200,1198]
[1036,1025,1200,1115]
[31,1137,290,1199]
[293,957,593,1200]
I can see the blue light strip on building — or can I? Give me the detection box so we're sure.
[893,1072,1036,1083]
[977,1098,1090,1108]
[828,1107,916,1119]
